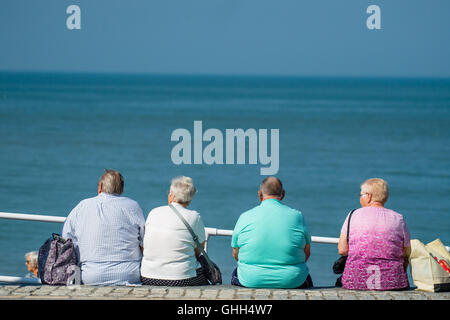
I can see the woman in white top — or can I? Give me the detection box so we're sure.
[140,176,210,286]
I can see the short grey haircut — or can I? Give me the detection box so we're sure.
[98,169,124,195]
[361,178,389,204]
[25,251,38,269]
[170,176,197,204]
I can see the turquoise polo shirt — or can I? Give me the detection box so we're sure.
[231,199,311,288]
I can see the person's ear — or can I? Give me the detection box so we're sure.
[168,192,174,204]
[97,183,102,195]
[279,190,285,201]
[258,190,263,202]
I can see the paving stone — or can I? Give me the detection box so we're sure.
[68,287,95,296]
[130,288,151,297]
[218,289,236,299]
[320,292,340,300]
[419,291,440,300]
[10,286,38,295]
[339,293,359,300]
[89,287,115,296]
[0,288,12,296]
[356,294,376,300]
[49,287,73,296]
[388,292,411,300]
[441,293,450,300]
[184,289,202,299]
[272,290,290,300]
[201,289,219,299]
[148,287,167,298]
[254,289,271,296]
[429,294,449,300]
[253,289,271,300]
[1,286,20,294]
[108,287,132,296]
[409,293,428,300]
[372,293,394,300]
[234,289,253,299]
[166,288,185,299]
[308,295,324,300]
[31,286,58,296]
[289,291,307,300]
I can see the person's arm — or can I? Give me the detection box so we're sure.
[403,245,411,272]
[301,213,312,262]
[134,204,146,255]
[62,207,77,240]
[231,218,241,262]
[401,217,411,272]
[232,247,239,261]
[338,233,349,256]
[337,212,351,256]
[195,241,206,258]
[304,244,311,262]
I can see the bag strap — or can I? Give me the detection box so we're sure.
[168,204,215,270]
[346,209,357,243]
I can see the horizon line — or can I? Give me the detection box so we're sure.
[1,69,450,81]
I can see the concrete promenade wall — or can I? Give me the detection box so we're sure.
[1,284,449,300]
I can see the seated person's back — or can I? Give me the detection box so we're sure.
[232,177,312,288]
[141,203,204,280]
[140,176,210,286]
[338,178,411,290]
[62,169,145,285]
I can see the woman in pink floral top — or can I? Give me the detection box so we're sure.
[338,178,411,290]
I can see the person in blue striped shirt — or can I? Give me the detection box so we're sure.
[62,169,145,285]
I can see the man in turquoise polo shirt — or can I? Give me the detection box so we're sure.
[231,177,313,288]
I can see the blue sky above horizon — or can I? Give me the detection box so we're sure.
[1,0,450,78]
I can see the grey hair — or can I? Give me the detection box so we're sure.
[361,178,389,204]
[98,169,124,195]
[25,251,38,269]
[170,176,197,204]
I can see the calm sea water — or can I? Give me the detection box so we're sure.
[0,72,449,287]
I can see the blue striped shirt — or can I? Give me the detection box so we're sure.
[62,192,145,285]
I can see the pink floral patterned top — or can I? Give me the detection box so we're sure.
[340,206,410,290]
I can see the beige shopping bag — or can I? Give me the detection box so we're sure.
[409,239,450,292]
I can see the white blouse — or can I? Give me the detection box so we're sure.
[140,202,206,280]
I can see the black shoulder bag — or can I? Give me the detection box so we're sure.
[332,208,356,275]
[168,204,222,285]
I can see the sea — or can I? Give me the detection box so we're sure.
[0,72,449,287]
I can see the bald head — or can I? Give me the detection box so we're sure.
[259,176,284,199]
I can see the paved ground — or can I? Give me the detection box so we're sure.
[0,284,449,300]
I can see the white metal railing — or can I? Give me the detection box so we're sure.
[0,211,340,245]
[0,211,340,284]
[2,211,448,285]
[0,275,40,285]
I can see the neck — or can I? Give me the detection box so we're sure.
[367,202,384,208]
[262,196,280,201]
[172,201,188,208]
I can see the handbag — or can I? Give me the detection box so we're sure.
[169,204,222,285]
[409,238,450,292]
[332,209,356,275]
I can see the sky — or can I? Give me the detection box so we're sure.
[1,0,450,77]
